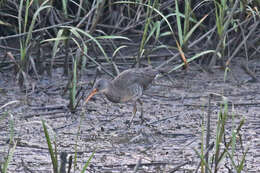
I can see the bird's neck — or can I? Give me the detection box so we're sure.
[103,83,121,103]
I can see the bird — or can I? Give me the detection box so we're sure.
[85,66,159,125]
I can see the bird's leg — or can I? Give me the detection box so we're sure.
[129,101,137,126]
[137,99,146,124]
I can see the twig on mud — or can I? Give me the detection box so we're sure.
[21,158,34,173]
[53,119,87,132]
[16,140,47,150]
[144,93,183,101]
[148,116,178,125]
[183,102,260,107]
[23,110,68,119]
[0,100,19,110]
[169,161,190,173]
[30,105,66,110]
[101,161,169,168]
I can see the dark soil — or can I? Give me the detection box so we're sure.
[0,58,259,172]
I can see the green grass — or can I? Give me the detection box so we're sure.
[0,113,16,173]
[195,94,247,173]
[0,0,258,77]
[0,101,20,173]
[42,112,95,173]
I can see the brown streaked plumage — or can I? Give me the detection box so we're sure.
[85,67,159,125]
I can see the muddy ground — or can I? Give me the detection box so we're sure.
[0,58,259,173]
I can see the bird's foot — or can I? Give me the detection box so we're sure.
[139,116,157,128]
[66,112,77,121]
[125,116,152,127]
[125,117,145,128]
[124,119,134,128]
[139,115,150,124]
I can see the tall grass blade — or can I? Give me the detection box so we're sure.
[223,66,229,82]
[69,58,77,111]
[231,105,236,157]
[25,5,52,47]
[193,148,212,173]
[63,26,110,62]
[2,141,17,173]
[112,45,128,58]
[51,29,68,72]
[42,120,58,173]
[183,0,191,40]
[183,14,208,44]
[1,113,16,173]
[73,111,85,172]
[226,147,248,173]
[200,116,205,173]
[138,0,152,65]
[237,147,249,173]
[168,50,216,73]
[80,150,96,173]
[144,21,160,46]
[62,0,68,18]
[175,0,183,46]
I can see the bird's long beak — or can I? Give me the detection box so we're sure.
[85,88,98,103]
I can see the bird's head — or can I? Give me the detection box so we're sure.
[85,79,109,103]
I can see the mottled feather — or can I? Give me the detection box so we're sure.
[103,67,158,103]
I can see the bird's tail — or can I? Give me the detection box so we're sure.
[139,63,173,74]
[155,65,173,74]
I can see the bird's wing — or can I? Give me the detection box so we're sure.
[112,67,158,89]
[120,83,143,102]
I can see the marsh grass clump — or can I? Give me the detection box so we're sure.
[42,110,95,173]
[0,0,258,84]
[0,102,17,173]
[195,94,248,173]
